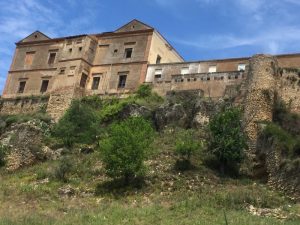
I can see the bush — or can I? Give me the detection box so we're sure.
[174,129,203,170]
[100,117,155,185]
[136,84,152,98]
[208,107,247,175]
[52,100,99,147]
[54,156,73,182]
[0,145,7,168]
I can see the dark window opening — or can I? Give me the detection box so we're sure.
[207,77,210,81]
[155,74,161,79]
[18,81,26,93]
[124,48,133,58]
[235,75,239,79]
[59,68,66,74]
[118,75,127,88]
[194,78,197,81]
[79,47,82,51]
[156,55,161,64]
[48,52,56,64]
[69,48,72,53]
[92,77,100,90]
[40,80,49,93]
[80,73,88,88]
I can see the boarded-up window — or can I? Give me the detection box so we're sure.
[118,75,127,88]
[154,69,162,79]
[40,80,49,93]
[24,52,35,66]
[181,67,189,75]
[48,52,56,64]
[80,73,88,88]
[18,81,26,93]
[208,65,217,73]
[92,77,100,90]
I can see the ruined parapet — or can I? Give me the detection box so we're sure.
[243,54,279,171]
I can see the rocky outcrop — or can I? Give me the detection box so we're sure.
[154,90,228,130]
[0,119,58,171]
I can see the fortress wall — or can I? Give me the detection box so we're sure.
[0,96,49,115]
[277,68,300,113]
[244,55,279,143]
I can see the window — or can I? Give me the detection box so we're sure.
[79,47,82,51]
[69,66,76,75]
[154,69,162,79]
[18,81,26,93]
[80,73,88,88]
[91,77,101,90]
[181,67,189,75]
[59,68,66,74]
[156,55,161,64]
[40,80,49,93]
[124,48,133,58]
[238,64,246,71]
[118,75,127,88]
[24,52,35,66]
[69,48,72,53]
[48,52,56,64]
[208,65,217,73]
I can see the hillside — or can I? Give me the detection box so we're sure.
[0,87,299,225]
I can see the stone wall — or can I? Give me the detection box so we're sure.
[277,68,300,113]
[0,96,49,115]
[244,55,278,144]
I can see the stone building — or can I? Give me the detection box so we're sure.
[1,19,300,119]
[1,19,183,118]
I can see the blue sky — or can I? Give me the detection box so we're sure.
[1,0,300,93]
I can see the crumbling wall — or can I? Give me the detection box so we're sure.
[244,55,278,146]
[0,96,49,115]
[277,68,300,113]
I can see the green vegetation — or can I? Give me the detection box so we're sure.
[136,84,152,98]
[100,117,155,184]
[174,129,203,170]
[52,99,99,147]
[1,88,300,225]
[208,107,248,175]
[0,145,7,167]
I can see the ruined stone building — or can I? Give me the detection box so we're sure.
[1,19,300,119]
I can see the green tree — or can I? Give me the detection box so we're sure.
[100,117,155,185]
[136,84,152,98]
[52,100,98,147]
[175,129,203,170]
[208,107,248,175]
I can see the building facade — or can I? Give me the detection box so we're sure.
[1,19,300,119]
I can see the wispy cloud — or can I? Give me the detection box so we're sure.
[174,26,300,54]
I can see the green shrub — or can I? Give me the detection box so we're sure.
[136,84,152,98]
[52,100,99,147]
[0,145,7,167]
[174,129,203,170]
[100,117,155,185]
[208,107,247,175]
[54,156,73,182]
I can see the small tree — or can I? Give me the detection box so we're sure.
[136,84,152,98]
[52,100,99,147]
[208,107,248,175]
[175,129,203,170]
[100,117,155,185]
